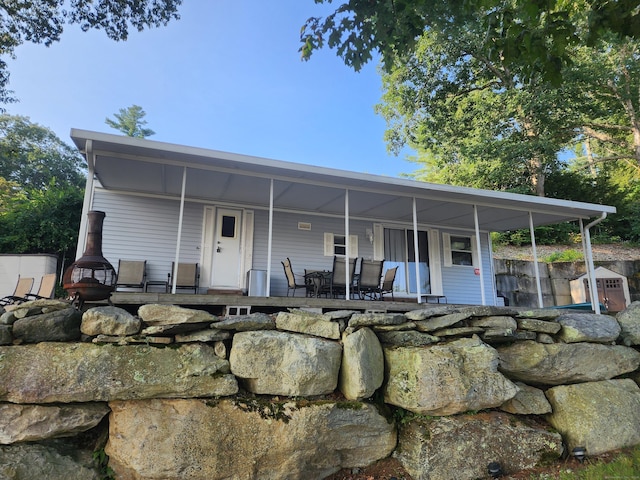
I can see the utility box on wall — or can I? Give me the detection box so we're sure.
[0,254,58,298]
[570,266,630,313]
[246,269,267,297]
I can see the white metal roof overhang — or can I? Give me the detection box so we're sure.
[70,129,616,232]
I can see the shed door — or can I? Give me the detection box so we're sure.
[584,278,626,312]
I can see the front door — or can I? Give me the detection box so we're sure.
[211,208,243,289]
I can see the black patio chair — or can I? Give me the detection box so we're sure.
[357,259,384,300]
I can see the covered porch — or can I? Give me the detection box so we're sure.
[70,129,617,313]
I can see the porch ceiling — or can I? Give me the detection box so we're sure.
[71,129,616,232]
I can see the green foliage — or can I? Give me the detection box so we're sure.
[0,114,86,188]
[0,181,83,260]
[301,0,640,85]
[376,18,580,196]
[530,445,640,479]
[105,105,155,138]
[92,448,116,480]
[542,250,584,263]
[0,0,182,104]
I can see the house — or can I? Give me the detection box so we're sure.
[70,129,616,311]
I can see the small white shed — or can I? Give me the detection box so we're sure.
[570,266,630,312]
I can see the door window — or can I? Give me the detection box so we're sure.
[221,215,236,238]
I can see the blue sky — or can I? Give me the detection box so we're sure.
[4,1,416,178]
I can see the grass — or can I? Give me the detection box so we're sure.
[527,445,640,479]
[541,249,584,263]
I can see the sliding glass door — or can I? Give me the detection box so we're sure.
[383,228,431,295]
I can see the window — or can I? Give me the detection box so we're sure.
[324,233,358,257]
[443,233,477,267]
[221,215,236,238]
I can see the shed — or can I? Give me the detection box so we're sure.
[570,266,630,312]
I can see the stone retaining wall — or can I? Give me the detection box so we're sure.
[1,299,640,479]
[494,258,640,308]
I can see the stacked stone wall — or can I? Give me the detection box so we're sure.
[494,258,640,308]
[1,299,640,479]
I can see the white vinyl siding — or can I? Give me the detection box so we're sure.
[252,211,372,296]
[92,188,203,287]
[440,230,493,305]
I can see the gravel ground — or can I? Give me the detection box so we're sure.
[492,243,640,262]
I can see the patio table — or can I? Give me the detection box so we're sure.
[304,271,331,297]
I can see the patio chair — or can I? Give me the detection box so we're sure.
[357,259,384,300]
[281,258,309,297]
[0,276,34,306]
[115,260,147,291]
[168,262,200,294]
[24,273,57,300]
[328,256,357,298]
[379,266,398,301]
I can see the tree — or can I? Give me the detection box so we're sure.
[0,180,83,262]
[0,114,86,189]
[376,16,578,196]
[0,114,86,265]
[300,0,640,84]
[105,105,155,138]
[566,37,640,170]
[0,0,182,104]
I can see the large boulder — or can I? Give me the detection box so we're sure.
[384,337,518,415]
[12,308,82,343]
[137,304,215,326]
[0,342,237,403]
[497,341,640,385]
[616,301,640,346]
[546,379,640,455]
[106,398,396,480]
[339,327,384,400]
[0,403,109,444]
[81,306,141,336]
[499,382,552,415]
[212,312,275,331]
[0,442,100,480]
[0,325,11,345]
[275,311,341,339]
[516,318,562,335]
[555,313,621,343]
[229,330,341,396]
[394,411,563,480]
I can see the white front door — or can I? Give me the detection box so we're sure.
[211,208,243,289]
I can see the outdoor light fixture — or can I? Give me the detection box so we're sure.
[487,461,503,478]
[366,228,374,244]
[572,446,587,463]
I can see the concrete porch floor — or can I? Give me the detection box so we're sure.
[94,291,442,315]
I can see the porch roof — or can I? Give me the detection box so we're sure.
[71,129,616,232]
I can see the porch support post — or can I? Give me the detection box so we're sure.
[266,178,274,296]
[76,140,96,260]
[412,197,422,304]
[345,188,350,299]
[171,167,187,294]
[582,213,608,314]
[473,205,486,305]
[529,211,544,308]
